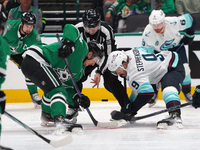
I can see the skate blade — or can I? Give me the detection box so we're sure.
[157,122,183,129]
[41,121,54,127]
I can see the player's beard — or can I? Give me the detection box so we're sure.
[20,26,31,35]
[24,30,31,35]
[155,25,165,34]
[23,29,31,35]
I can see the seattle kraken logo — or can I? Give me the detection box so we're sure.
[145,31,151,37]
[170,21,177,25]
[160,39,176,50]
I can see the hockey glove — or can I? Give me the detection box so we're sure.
[180,33,194,45]
[72,93,90,108]
[192,85,200,109]
[0,91,6,114]
[120,103,137,117]
[58,40,75,59]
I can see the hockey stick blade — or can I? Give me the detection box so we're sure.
[4,111,73,148]
[50,135,73,148]
[111,102,191,123]
[86,108,124,128]
[56,34,120,128]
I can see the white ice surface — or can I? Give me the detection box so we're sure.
[1,100,200,150]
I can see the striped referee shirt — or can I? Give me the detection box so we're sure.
[75,21,117,74]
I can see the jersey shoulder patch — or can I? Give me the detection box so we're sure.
[36,34,41,42]
[6,24,12,31]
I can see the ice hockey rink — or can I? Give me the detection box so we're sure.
[1,100,200,150]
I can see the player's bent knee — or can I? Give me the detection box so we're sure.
[162,86,178,98]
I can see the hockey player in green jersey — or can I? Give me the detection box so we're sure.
[0,4,13,150]
[3,12,42,107]
[21,24,102,134]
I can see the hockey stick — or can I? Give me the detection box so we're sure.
[56,34,125,128]
[131,102,191,121]
[4,111,73,148]
[111,102,191,123]
[176,43,184,52]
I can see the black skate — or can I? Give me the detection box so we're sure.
[54,115,83,135]
[184,92,193,103]
[157,112,183,129]
[40,111,54,127]
[111,110,135,124]
[30,93,42,107]
[0,145,13,150]
[65,108,79,124]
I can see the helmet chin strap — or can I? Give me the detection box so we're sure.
[121,62,128,72]
[19,24,27,41]
[20,24,27,36]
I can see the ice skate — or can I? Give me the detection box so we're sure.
[111,110,135,124]
[148,93,158,108]
[65,108,79,124]
[30,93,42,108]
[40,111,54,127]
[183,92,193,103]
[157,112,183,129]
[54,115,83,135]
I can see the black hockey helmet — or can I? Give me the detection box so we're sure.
[88,40,104,59]
[0,4,7,29]
[82,9,101,28]
[21,12,36,25]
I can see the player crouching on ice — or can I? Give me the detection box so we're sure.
[21,24,102,135]
[107,47,185,129]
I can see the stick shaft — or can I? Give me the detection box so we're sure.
[176,43,184,52]
[56,34,98,126]
[4,111,50,144]
[132,102,191,121]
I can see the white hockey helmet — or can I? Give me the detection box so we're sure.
[107,51,127,72]
[149,10,165,25]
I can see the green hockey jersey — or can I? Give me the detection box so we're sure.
[3,20,41,55]
[25,24,88,87]
[0,36,10,88]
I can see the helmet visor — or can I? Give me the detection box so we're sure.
[84,20,100,28]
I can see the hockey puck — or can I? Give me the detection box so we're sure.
[101,99,108,102]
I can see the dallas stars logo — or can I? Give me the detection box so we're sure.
[54,66,75,82]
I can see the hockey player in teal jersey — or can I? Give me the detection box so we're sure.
[142,10,196,107]
[3,12,42,107]
[21,24,101,134]
[107,47,185,129]
[0,4,13,150]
